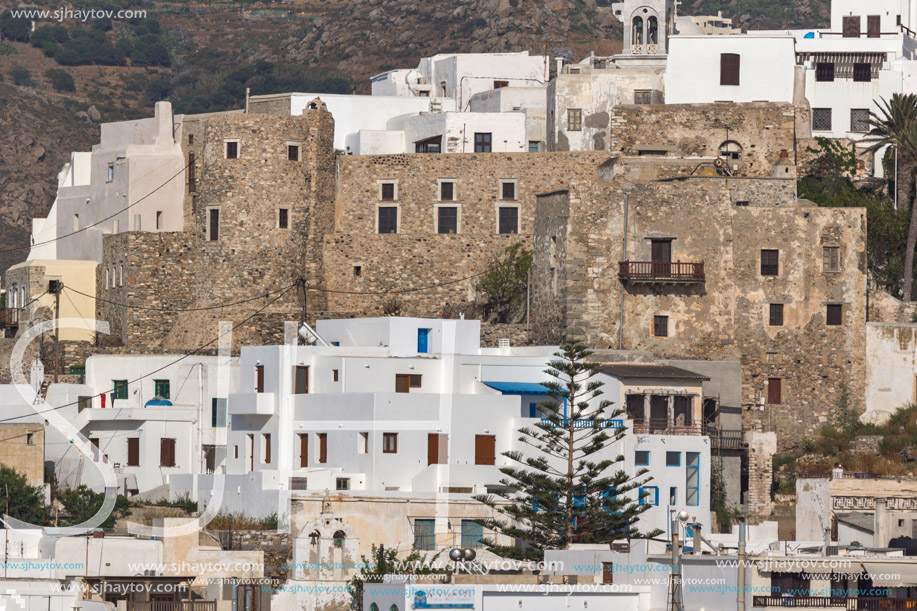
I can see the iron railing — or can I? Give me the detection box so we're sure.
[618,261,705,283]
[0,308,20,328]
[127,603,216,611]
[632,418,702,436]
[703,424,746,449]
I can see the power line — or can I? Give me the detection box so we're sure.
[0,282,298,424]
[63,284,295,313]
[305,268,488,296]
[0,161,189,255]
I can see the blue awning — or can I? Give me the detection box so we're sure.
[145,398,173,407]
[483,382,557,395]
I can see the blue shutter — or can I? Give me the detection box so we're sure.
[417,328,431,354]
[461,520,483,549]
[529,402,537,418]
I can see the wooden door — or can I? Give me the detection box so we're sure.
[255,365,264,393]
[318,433,327,463]
[843,15,861,37]
[427,434,447,465]
[395,374,410,393]
[474,435,496,465]
[767,378,782,405]
[867,15,880,37]
[651,239,672,277]
[127,438,139,466]
[209,208,220,241]
[299,434,308,468]
[294,366,309,394]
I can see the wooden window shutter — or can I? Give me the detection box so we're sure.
[767,378,782,405]
[474,435,496,465]
[160,438,175,467]
[294,366,309,394]
[319,433,327,463]
[265,434,272,464]
[428,434,448,465]
[843,16,861,37]
[256,365,265,393]
[127,438,140,466]
[395,374,411,393]
[299,434,308,468]
[720,53,740,86]
[867,15,880,37]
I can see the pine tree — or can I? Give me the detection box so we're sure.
[473,340,659,559]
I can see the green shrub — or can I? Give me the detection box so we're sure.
[9,65,32,87]
[45,68,75,92]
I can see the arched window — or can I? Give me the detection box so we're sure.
[719,141,743,160]
[370,605,379,611]
[333,530,346,548]
[632,16,644,45]
[390,606,399,611]
[648,16,659,44]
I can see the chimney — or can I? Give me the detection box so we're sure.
[875,498,888,548]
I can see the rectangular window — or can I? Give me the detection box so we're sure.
[812,108,832,131]
[639,486,659,506]
[474,132,492,152]
[288,144,300,161]
[160,438,176,468]
[603,563,614,584]
[378,207,398,234]
[635,450,649,466]
[380,182,396,201]
[333,369,339,382]
[853,63,872,82]
[414,518,435,551]
[770,303,784,326]
[317,433,327,464]
[188,153,196,193]
[208,208,220,241]
[395,374,422,392]
[278,208,289,229]
[294,366,309,394]
[113,380,128,400]
[815,62,835,82]
[336,477,350,490]
[501,181,517,201]
[437,207,458,234]
[767,378,783,405]
[78,396,92,412]
[493,80,509,89]
[686,452,700,506]
[383,432,398,454]
[415,136,441,153]
[666,451,681,467]
[358,432,368,454]
[567,108,582,131]
[225,141,239,159]
[634,90,652,104]
[461,520,484,549]
[850,109,870,133]
[528,141,540,153]
[440,181,454,201]
[156,211,163,230]
[299,434,308,468]
[417,328,431,354]
[427,433,447,465]
[255,365,265,393]
[475,434,496,466]
[263,433,271,464]
[211,398,227,427]
[827,303,843,326]
[867,15,880,38]
[154,379,170,399]
[107,163,114,182]
[843,15,861,37]
[498,206,518,234]
[823,246,840,272]
[761,249,779,276]
[720,53,740,86]
[127,438,140,467]
[653,315,669,338]
[669,486,677,505]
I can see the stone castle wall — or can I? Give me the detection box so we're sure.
[533,174,867,451]
[609,103,800,178]
[321,151,608,315]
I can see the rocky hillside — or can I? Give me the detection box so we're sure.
[0,0,828,277]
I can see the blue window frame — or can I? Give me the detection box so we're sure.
[639,486,658,506]
[461,520,483,549]
[417,328,431,354]
[414,519,435,550]
[635,450,649,466]
[211,398,227,427]
[528,402,537,418]
[666,451,681,467]
[603,487,619,511]
[686,452,700,506]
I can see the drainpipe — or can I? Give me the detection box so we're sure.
[618,192,629,350]
[737,518,746,611]
[693,523,702,555]
[198,363,204,475]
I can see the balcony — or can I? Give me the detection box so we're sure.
[632,418,702,436]
[618,261,705,284]
[703,424,746,450]
[0,308,20,328]
[229,392,276,416]
[128,603,216,611]
[752,597,917,610]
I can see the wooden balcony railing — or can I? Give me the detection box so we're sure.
[127,602,216,611]
[0,308,19,328]
[618,261,705,283]
[753,598,917,611]
[632,418,702,436]
[703,424,746,450]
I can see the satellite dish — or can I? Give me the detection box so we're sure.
[713,157,726,169]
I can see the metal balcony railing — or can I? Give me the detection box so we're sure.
[702,424,746,449]
[0,308,20,328]
[631,418,702,436]
[618,261,705,283]
[127,602,216,611]
[753,597,917,611]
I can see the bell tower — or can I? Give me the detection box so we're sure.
[613,0,677,57]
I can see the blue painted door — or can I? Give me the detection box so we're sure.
[417,328,431,353]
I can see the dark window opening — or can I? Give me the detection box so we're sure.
[378,207,398,234]
[440,181,454,201]
[816,62,835,82]
[853,63,872,82]
[843,15,861,37]
[827,304,843,326]
[288,144,300,161]
[225,141,238,159]
[769,303,784,326]
[438,207,458,234]
[653,315,668,337]
[493,80,509,89]
[498,207,518,234]
[761,249,779,276]
[380,182,396,201]
[383,433,398,454]
[415,136,442,154]
[278,208,289,229]
[208,209,220,242]
[720,53,740,86]
[501,181,516,200]
[474,132,492,152]
[767,378,783,405]
[634,90,652,104]
[567,109,582,131]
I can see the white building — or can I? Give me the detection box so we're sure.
[372,52,549,110]
[173,317,713,539]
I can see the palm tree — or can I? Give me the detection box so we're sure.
[864,93,917,300]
